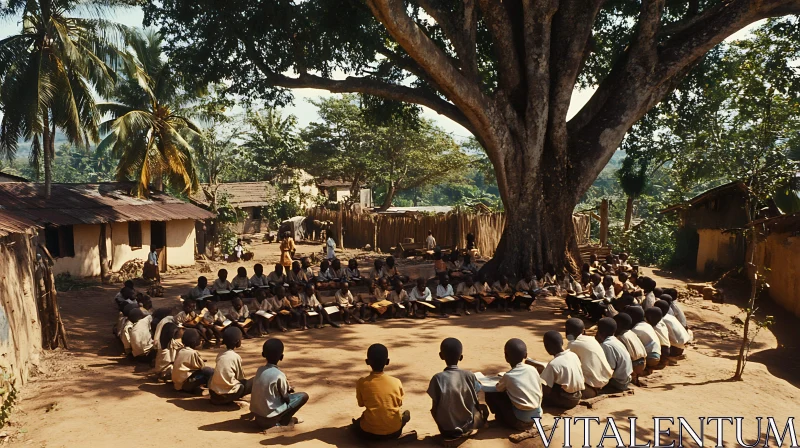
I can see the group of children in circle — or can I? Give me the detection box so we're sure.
[111,251,692,443]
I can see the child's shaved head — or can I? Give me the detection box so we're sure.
[263,338,284,364]
[440,338,463,365]
[128,308,145,323]
[645,307,663,326]
[366,343,390,372]
[182,328,202,348]
[122,303,138,317]
[626,306,645,325]
[597,317,617,338]
[565,318,585,337]
[654,300,670,317]
[543,331,564,356]
[504,338,527,366]
[222,327,243,349]
[613,312,633,335]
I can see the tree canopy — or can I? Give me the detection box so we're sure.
[144,0,800,275]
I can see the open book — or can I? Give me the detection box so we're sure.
[221,319,233,327]
[371,300,393,308]
[216,290,230,294]
[307,310,319,317]
[255,310,274,319]
[474,372,503,391]
[437,296,456,302]
[196,294,214,301]
[323,305,340,315]
[417,301,436,309]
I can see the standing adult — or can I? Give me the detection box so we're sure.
[326,234,336,260]
[426,230,437,250]
[280,232,296,269]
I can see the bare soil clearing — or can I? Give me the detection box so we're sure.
[4,241,799,447]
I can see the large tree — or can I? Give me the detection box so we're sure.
[144,0,800,275]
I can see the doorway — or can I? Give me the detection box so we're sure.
[151,221,167,272]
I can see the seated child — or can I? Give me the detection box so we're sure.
[491,276,513,312]
[387,280,410,318]
[336,282,364,324]
[329,258,346,283]
[252,289,276,336]
[287,260,308,285]
[382,256,407,283]
[250,264,269,288]
[353,344,411,440]
[212,269,233,299]
[286,283,308,330]
[456,275,481,315]
[595,318,633,392]
[301,283,339,329]
[345,258,363,284]
[366,279,390,322]
[369,258,384,281]
[231,267,250,291]
[613,312,647,384]
[301,257,315,283]
[118,303,137,355]
[512,274,536,311]
[565,318,612,398]
[209,327,253,405]
[647,306,671,367]
[154,322,183,382]
[138,295,153,315]
[409,278,434,318]
[172,329,215,393]
[538,331,585,409]
[435,274,456,317]
[585,273,607,320]
[485,338,542,430]
[267,264,287,286]
[152,309,175,351]
[186,276,212,307]
[201,301,227,348]
[427,338,488,442]
[663,292,688,328]
[640,276,657,309]
[654,299,692,357]
[602,275,618,316]
[270,286,293,332]
[129,308,155,362]
[114,280,138,311]
[174,300,200,331]
[460,254,478,274]
[227,296,253,338]
[250,338,309,429]
[433,252,448,277]
[627,306,661,369]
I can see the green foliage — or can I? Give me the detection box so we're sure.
[0,367,17,428]
[608,219,678,267]
[98,29,201,197]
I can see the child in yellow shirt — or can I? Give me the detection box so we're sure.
[353,344,412,440]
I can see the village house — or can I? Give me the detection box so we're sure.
[317,178,373,208]
[191,181,279,235]
[0,182,214,277]
[748,212,800,318]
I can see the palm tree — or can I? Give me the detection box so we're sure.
[0,0,126,198]
[242,108,302,182]
[617,155,649,231]
[98,29,200,197]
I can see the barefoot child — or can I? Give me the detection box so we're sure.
[595,317,633,392]
[172,329,215,394]
[388,280,410,318]
[456,275,481,315]
[427,338,488,442]
[250,339,309,429]
[353,344,411,440]
[209,327,253,405]
[336,282,364,324]
[201,301,226,347]
[491,276,513,312]
[484,339,542,430]
[227,296,253,338]
[409,278,434,318]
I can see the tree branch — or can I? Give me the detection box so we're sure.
[477,0,524,99]
[521,0,557,155]
[416,0,479,82]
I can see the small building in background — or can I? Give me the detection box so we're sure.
[748,212,800,317]
[0,182,214,277]
[317,178,373,208]
[191,181,279,235]
[662,181,780,274]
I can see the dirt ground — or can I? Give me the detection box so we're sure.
[4,241,800,447]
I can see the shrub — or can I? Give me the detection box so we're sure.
[608,218,677,267]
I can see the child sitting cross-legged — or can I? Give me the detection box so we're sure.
[227,296,253,338]
[128,308,156,363]
[250,339,309,430]
[484,338,542,431]
[352,344,412,441]
[594,317,633,392]
[209,327,253,405]
[427,338,488,443]
[565,318,612,399]
[172,329,215,394]
[536,331,584,410]
[200,300,226,348]
[154,322,183,382]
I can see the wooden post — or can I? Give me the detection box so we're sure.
[337,206,344,250]
[99,223,109,283]
[600,199,609,247]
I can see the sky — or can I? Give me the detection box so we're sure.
[0,6,763,143]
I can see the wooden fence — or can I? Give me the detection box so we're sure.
[307,208,507,257]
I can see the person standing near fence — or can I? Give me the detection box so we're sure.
[426,230,437,250]
[326,234,336,259]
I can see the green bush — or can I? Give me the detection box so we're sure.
[608,219,677,267]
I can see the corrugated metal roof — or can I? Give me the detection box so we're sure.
[0,210,40,237]
[190,182,279,208]
[0,182,215,227]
